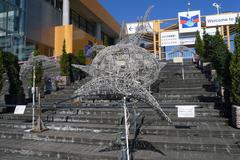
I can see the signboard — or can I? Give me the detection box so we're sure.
[127,21,153,34]
[173,57,183,63]
[160,28,217,47]
[179,36,196,45]
[206,13,238,27]
[178,10,201,33]
[14,105,26,115]
[176,105,196,118]
[161,31,180,46]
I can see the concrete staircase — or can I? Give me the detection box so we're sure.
[0,61,240,160]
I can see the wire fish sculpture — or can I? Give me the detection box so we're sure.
[73,6,172,123]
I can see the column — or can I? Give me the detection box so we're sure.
[62,0,70,25]
[226,25,231,50]
[95,23,102,40]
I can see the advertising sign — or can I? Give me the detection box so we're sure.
[178,10,201,33]
[126,21,153,34]
[176,105,196,118]
[206,13,238,27]
[160,31,179,46]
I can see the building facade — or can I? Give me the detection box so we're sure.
[0,0,120,60]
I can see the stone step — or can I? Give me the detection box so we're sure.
[0,138,238,160]
[0,113,229,126]
[0,120,236,137]
[0,128,239,155]
[43,108,224,117]
[158,78,209,83]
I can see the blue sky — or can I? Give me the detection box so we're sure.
[98,0,240,23]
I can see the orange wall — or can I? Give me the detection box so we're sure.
[54,24,102,57]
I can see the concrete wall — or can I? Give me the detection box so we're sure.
[25,0,62,48]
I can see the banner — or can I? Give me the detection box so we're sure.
[160,28,217,47]
[178,10,201,33]
[206,13,238,27]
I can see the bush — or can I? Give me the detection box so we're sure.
[59,40,70,76]
[3,52,24,95]
[230,18,240,105]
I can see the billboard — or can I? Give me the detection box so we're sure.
[126,21,153,34]
[206,13,238,27]
[178,10,201,33]
[160,28,217,47]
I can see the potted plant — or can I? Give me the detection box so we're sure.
[3,52,25,109]
[230,18,240,128]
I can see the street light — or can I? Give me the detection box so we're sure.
[212,3,221,14]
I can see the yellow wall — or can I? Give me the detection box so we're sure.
[54,24,102,57]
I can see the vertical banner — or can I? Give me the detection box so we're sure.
[178,10,201,33]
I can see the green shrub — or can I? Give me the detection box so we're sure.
[33,49,40,56]
[3,52,24,95]
[230,18,240,105]
[59,40,70,76]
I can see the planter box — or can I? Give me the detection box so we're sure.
[232,105,240,128]
[56,76,70,89]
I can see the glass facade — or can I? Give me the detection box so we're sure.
[70,9,96,37]
[0,0,25,60]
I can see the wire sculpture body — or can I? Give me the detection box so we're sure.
[73,6,171,123]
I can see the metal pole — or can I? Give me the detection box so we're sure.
[32,66,36,129]
[123,97,130,160]
[181,52,185,80]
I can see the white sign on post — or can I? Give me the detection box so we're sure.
[14,105,26,115]
[126,21,153,34]
[176,105,196,118]
[206,13,238,27]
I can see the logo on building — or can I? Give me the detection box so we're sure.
[178,10,201,33]
[180,15,199,28]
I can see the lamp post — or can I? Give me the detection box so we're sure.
[212,3,221,14]
[31,65,36,129]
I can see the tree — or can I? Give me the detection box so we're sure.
[3,52,24,95]
[59,39,70,76]
[0,50,3,91]
[203,33,215,62]
[211,30,231,87]
[230,18,240,105]
[195,31,204,58]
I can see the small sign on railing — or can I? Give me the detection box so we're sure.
[14,105,26,115]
